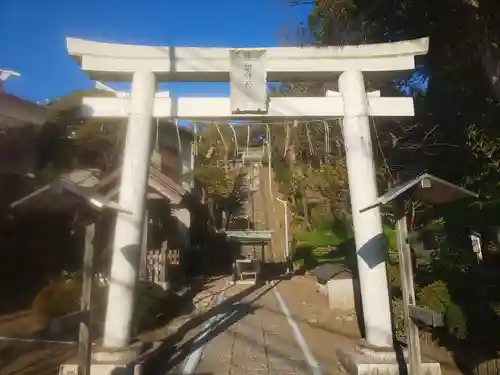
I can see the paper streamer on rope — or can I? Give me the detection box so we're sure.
[215,122,229,171]
[265,124,273,202]
[305,123,314,155]
[323,121,330,155]
[284,122,290,158]
[215,122,228,152]
[228,123,238,156]
[183,117,352,165]
[246,124,250,157]
[183,117,346,126]
[191,121,198,156]
[175,119,182,154]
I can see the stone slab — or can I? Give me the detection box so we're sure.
[60,342,159,375]
[231,279,258,285]
[59,363,142,375]
[337,347,441,375]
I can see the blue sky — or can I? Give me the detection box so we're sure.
[0,0,310,103]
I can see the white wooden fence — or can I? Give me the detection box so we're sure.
[146,247,167,289]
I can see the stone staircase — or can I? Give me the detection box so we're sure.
[231,166,251,225]
[252,166,267,234]
[251,165,271,263]
[230,148,264,225]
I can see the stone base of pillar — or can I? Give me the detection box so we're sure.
[337,340,441,375]
[59,342,161,375]
[59,362,142,375]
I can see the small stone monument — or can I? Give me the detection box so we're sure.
[312,263,357,311]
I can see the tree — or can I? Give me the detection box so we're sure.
[290,0,500,185]
[286,0,500,364]
[36,89,124,183]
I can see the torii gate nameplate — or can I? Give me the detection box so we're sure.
[230,50,267,114]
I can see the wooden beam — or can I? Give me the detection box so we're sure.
[409,306,444,328]
[78,223,95,375]
[394,200,422,375]
[139,209,149,280]
[81,96,414,120]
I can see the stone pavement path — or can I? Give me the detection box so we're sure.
[158,275,462,375]
[171,279,349,375]
[195,282,310,375]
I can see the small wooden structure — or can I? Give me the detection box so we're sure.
[222,229,272,284]
[361,173,478,375]
[10,178,130,375]
[312,263,352,285]
[93,165,189,290]
[312,263,358,311]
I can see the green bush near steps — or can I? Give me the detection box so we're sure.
[293,223,397,274]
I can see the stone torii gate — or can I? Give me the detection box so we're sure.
[66,36,429,370]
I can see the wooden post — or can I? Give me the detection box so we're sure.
[79,223,95,375]
[139,209,149,280]
[160,241,167,287]
[394,200,422,375]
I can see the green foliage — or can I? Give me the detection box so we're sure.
[192,164,231,197]
[273,157,293,195]
[294,216,399,276]
[395,281,468,342]
[37,89,124,176]
[32,273,84,322]
[283,0,500,357]
[418,281,451,314]
[132,281,171,333]
[445,302,468,340]
[418,281,468,339]
[295,229,342,248]
[387,264,401,293]
[392,298,405,339]
[383,226,397,252]
[292,245,319,269]
[32,273,169,333]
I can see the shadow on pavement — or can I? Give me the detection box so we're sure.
[143,281,279,374]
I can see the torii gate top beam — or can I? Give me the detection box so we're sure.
[66,37,429,82]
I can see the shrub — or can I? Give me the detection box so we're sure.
[32,274,168,333]
[383,225,397,252]
[294,229,342,248]
[417,280,467,340]
[292,244,318,269]
[132,281,170,333]
[336,237,357,272]
[445,301,467,340]
[32,273,83,323]
[392,298,405,340]
[417,281,450,314]
[387,262,401,291]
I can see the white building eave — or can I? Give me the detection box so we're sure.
[0,92,47,125]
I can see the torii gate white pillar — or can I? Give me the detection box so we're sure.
[339,70,392,348]
[66,37,429,360]
[104,70,156,349]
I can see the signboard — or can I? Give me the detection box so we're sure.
[230,49,267,113]
[470,230,483,262]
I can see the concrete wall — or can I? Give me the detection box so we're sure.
[316,277,360,312]
[327,278,356,311]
